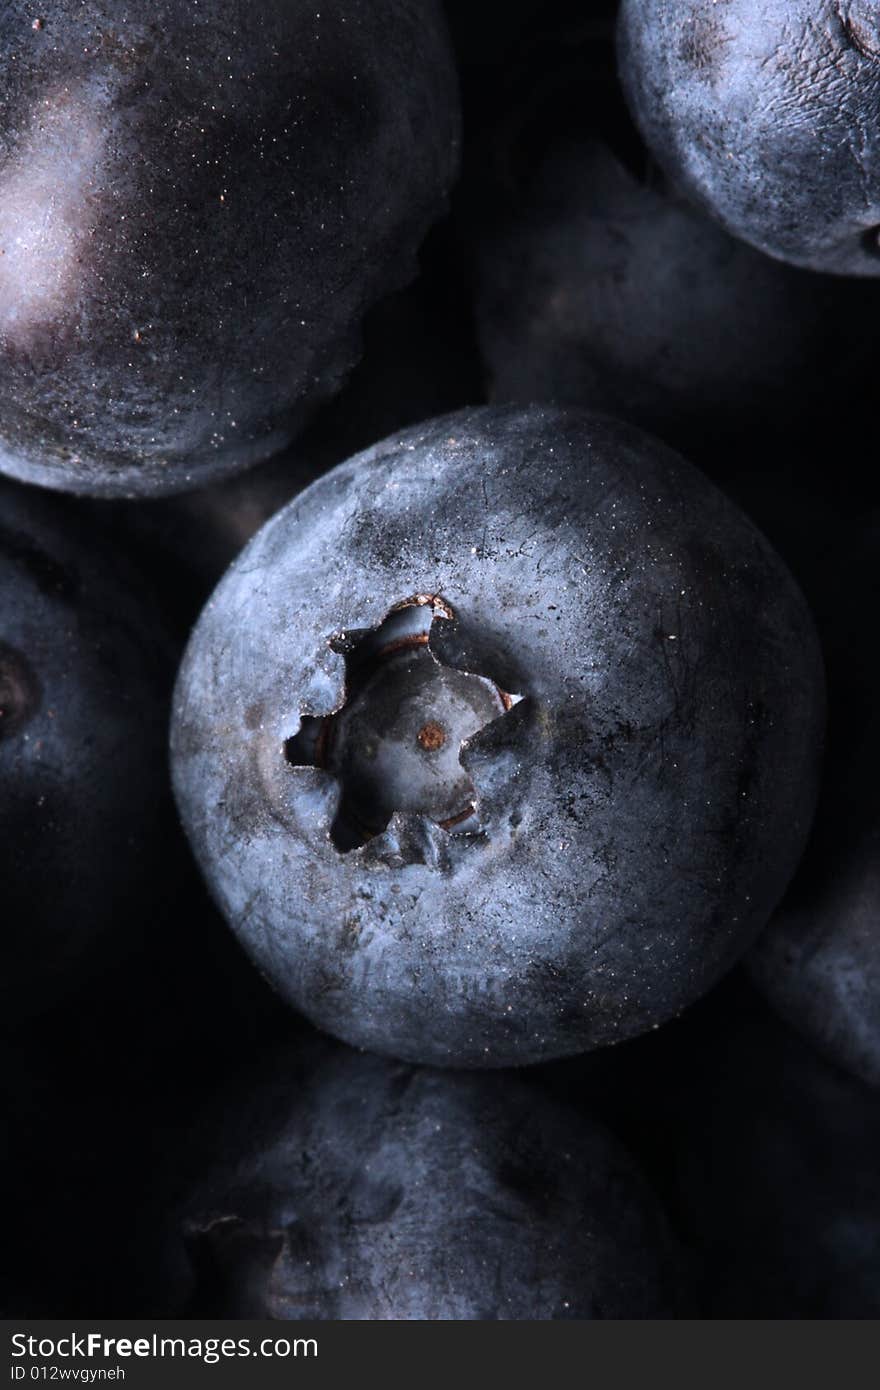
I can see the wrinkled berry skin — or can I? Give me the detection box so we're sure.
[171,405,825,1067]
[0,0,459,498]
[0,481,173,1016]
[171,1044,689,1319]
[618,0,880,275]
[750,518,880,1088]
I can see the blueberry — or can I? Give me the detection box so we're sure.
[171,405,825,1067]
[474,128,880,462]
[0,480,174,1016]
[171,1042,690,1318]
[0,1,459,497]
[751,746,879,1089]
[750,516,880,1088]
[618,0,880,275]
[95,264,483,613]
[671,984,880,1317]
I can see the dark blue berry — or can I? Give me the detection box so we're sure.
[618,0,880,274]
[171,405,825,1066]
[0,0,459,497]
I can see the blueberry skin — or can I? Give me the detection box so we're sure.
[173,1044,689,1319]
[0,481,173,1015]
[475,135,880,459]
[750,517,880,1088]
[618,0,880,275]
[171,405,825,1067]
[0,0,459,498]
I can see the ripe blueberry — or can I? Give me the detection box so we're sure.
[172,1043,690,1319]
[750,516,880,1088]
[0,480,174,1016]
[171,406,825,1066]
[0,1,459,497]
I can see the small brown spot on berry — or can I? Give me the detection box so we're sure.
[417,720,446,752]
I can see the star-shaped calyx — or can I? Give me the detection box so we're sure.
[285,597,522,853]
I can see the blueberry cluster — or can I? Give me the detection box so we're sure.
[3,1,878,1321]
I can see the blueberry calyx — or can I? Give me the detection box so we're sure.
[285,597,522,854]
